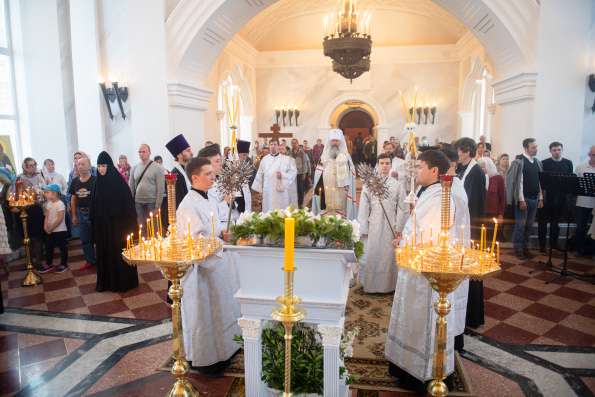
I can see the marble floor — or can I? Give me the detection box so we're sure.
[1,240,594,397]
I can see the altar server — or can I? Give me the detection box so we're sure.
[385,150,468,391]
[177,157,240,375]
[252,139,297,212]
[358,153,408,293]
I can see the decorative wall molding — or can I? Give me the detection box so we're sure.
[167,82,214,111]
[492,72,537,106]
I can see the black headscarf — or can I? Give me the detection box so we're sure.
[92,151,136,218]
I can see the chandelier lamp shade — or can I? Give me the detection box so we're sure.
[323,0,372,82]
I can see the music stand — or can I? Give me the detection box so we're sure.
[537,172,595,284]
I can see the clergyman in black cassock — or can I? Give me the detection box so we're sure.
[92,151,138,292]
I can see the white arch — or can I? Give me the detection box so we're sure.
[319,93,388,130]
[166,0,536,84]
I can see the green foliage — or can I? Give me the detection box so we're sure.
[354,240,364,259]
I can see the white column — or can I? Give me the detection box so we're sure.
[318,324,343,397]
[238,318,263,397]
[457,111,474,138]
[491,73,537,158]
[69,0,104,161]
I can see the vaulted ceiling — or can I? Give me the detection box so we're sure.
[238,0,468,51]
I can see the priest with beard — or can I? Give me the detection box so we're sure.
[231,140,253,220]
[454,137,486,328]
[385,150,466,392]
[312,129,357,219]
[92,152,138,292]
[176,157,240,376]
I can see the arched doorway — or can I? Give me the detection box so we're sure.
[338,109,374,160]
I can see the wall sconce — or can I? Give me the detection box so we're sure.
[98,79,129,120]
[589,74,595,113]
[275,108,281,125]
[295,108,300,126]
[430,105,437,124]
[423,106,429,124]
[416,107,422,124]
[274,106,301,126]
[282,108,287,126]
[288,108,294,126]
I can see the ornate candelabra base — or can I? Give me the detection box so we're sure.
[19,209,41,287]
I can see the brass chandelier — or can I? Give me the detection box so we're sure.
[323,0,372,82]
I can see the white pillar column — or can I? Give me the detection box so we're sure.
[457,111,473,139]
[69,0,104,161]
[491,73,537,158]
[238,318,263,397]
[318,324,343,397]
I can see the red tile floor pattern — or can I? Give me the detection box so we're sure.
[1,240,594,396]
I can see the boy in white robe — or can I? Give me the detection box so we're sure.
[251,139,297,212]
[385,149,468,392]
[177,157,241,375]
[358,153,408,293]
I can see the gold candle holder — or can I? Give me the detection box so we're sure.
[122,173,222,397]
[395,175,500,396]
[8,184,41,287]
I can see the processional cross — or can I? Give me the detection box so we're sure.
[258,123,293,142]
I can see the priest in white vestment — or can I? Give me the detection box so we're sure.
[385,149,469,390]
[358,153,409,293]
[279,144,299,207]
[177,157,241,374]
[251,139,298,212]
[312,129,357,219]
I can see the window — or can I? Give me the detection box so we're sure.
[0,0,19,171]
[218,75,251,152]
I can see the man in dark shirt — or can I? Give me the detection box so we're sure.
[537,142,573,252]
[505,138,543,259]
[68,157,96,270]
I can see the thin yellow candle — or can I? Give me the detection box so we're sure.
[480,224,485,251]
[139,225,143,247]
[459,225,464,247]
[210,212,216,237]
[126,235,130,251]
[158,209,163,238]
[149,212,154,238]
[147,219,151,240]
[284,217,295,272]
[491,217,498,254]
[496,242,500,264]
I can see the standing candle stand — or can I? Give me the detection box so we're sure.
[271,217,305,397]
[8,183,41,287]
[396,175,500,396]
[122,173,222,397]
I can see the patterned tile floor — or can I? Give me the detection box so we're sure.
[0,240,594,396]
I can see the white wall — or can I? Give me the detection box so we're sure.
[533,0,594,165]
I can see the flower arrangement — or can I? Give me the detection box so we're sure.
[230,207,363,259]
[234,323,358,395]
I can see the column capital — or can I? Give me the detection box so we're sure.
[238,318,261,339]
[318,324,342,347]
[492,72,537,106]
[167,81,214,111]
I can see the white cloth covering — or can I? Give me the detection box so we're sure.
[177,190,241,366]
[385,182,468,381]
[357,177,408,292]
[251,154,297,212]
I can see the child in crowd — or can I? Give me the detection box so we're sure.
[41,184,68,273]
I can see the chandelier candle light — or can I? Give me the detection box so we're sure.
[396,175,500,396]
[122,173,222,397]
[8,181,41,287]
[223,84,240,155]
[271,217,305,397]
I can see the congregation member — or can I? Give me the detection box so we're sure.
[476,142,486,159]
[42,184,68,273]
[312,138,324,166]
[290,138,310,208]
[382,142,395,159]
[153,155,163,166]
[506,138,543,260]
[0,168,13,271]
[312,129,357,219]
[479,157,506,241]
[92,152,138,292]
[363,134,378,167]
[252,140,297,212]
[68,157,96,271]
[118,154,131,182]
[177,157,240,376]
[575,145,595,256]
[538,142,573,252]
[497,153,510,179]
[129,144,165,225]
[454,137,486,328]
[386,150,467,392]
[232,140,253,218]
[16,158,45,271]
[303,139,314,170]
[250,140,260,160]
[41,159,67,194]
[357,153,408,293]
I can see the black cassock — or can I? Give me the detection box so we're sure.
[92,152,138,292]
[456,161,486,328]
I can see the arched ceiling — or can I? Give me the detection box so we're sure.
[238,0,468,51]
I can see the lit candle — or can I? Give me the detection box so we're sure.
[158,209,163,238]
[187,218,191,238]
[480,224,486,251]
[126,235,130,251]
[491,217,498,254]
[429,228,433,246]
[284,217,295,272]
[210,212,216,237]
[149,212,154,238]
[147,219,151,240]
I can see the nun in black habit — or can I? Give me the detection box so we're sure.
[92,151,138,292]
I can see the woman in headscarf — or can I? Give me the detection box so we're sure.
[478,156,506,242]
[91,151,138,292]
[41,159,68,194]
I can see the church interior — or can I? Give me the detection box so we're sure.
[1,0,595,396]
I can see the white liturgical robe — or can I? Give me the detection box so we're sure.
[385,182,467,381]
[357,178,409,293]
[252,154,297,212]
[177,189,241,366]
